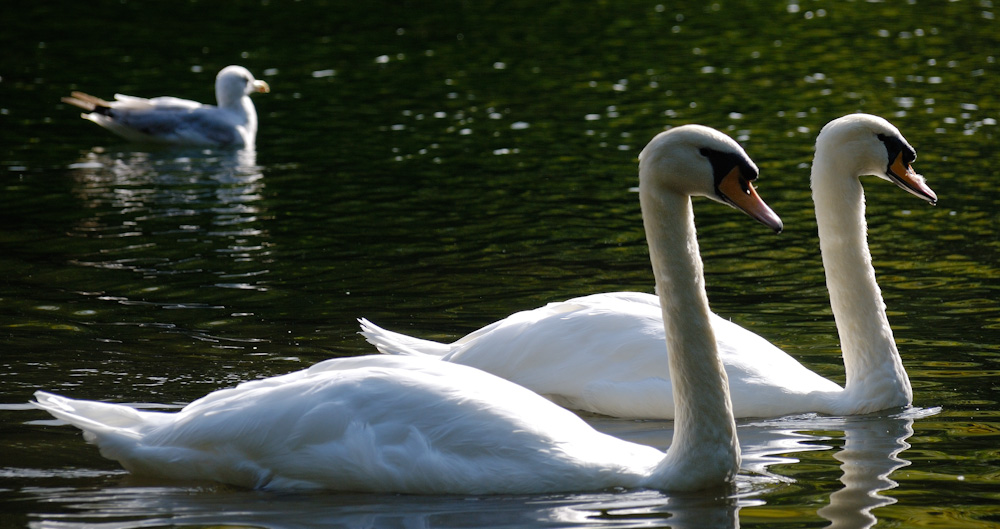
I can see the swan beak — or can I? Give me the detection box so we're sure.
[887,153,936,205]
[253,80,271,94]
[717,166,784,233]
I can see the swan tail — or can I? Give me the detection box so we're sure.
[357,318,451,358]
[32,391,158,446]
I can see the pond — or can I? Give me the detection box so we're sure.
[1,1,998,527]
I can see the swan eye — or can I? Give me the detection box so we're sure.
[738,175,752,195]
[877,133,916,165]
[700,148,758,188]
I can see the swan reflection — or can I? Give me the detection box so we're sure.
[741,407,935,529]
[17,407,935,529]
[816,409,932,529]
[23,484,742,529]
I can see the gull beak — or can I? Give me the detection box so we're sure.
[252,80,271,94]
[716,166,783,234]
[887,153,936,205]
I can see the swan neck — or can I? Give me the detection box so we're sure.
[639,183,739,488]
[811,154,911,407]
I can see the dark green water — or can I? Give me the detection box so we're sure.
[1,1,998,527]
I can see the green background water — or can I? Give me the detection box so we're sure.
[1,1,998,527]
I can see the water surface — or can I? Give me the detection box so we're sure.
[1,1,998,527]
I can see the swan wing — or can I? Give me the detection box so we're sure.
[359,294,608,357]
[362,292,843,419]
[34,356,660,493]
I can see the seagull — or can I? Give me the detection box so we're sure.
[62,65,269,147]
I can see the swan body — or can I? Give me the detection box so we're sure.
[34,357,671,493]
[361,113,936,420]
[61,65,269,147]
[34,124,780,494]
[362,293,843,419]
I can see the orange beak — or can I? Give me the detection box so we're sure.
[253,80,271,94]
[716,166,783,233]
[887,153,936,205]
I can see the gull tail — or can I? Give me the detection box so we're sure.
[61,92,113,115]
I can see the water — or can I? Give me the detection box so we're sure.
[1,0,998,527]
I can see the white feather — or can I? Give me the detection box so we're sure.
[34,124,757,493]
[62,65,269,147]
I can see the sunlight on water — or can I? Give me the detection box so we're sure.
[0,1,998,528]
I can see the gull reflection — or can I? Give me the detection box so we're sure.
[66,146,271,292]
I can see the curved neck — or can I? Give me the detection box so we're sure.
[216,85,248,111]
[811,154,912,409]
[241,98,258,133]
[639,183,739,488]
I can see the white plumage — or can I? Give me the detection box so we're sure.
[36,357,667,493]
[361,114,936,420]
[62,65,269,147]
[34,124,778,493]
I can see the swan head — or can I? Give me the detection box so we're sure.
[639,125,783,233]
[216,66,270,108]
[816,114,937,205]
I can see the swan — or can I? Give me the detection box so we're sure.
[360,113,936,420]
[33,124,781,494]
[61,65,270,147]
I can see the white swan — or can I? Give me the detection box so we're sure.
[61,65,269,147]
[361,113,936,420]
[33,124,779,494]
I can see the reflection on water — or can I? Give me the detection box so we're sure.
[740,408,936,529]
[2,0,998,527]
[817,411,923,529]
[67,147,270,293]
[7,406,934,529]
[0,147,279,402]
[18,486,741,529]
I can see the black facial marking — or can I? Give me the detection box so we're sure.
[877,133,916,168]
[876,132,935,204]
[700,147,756,196]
